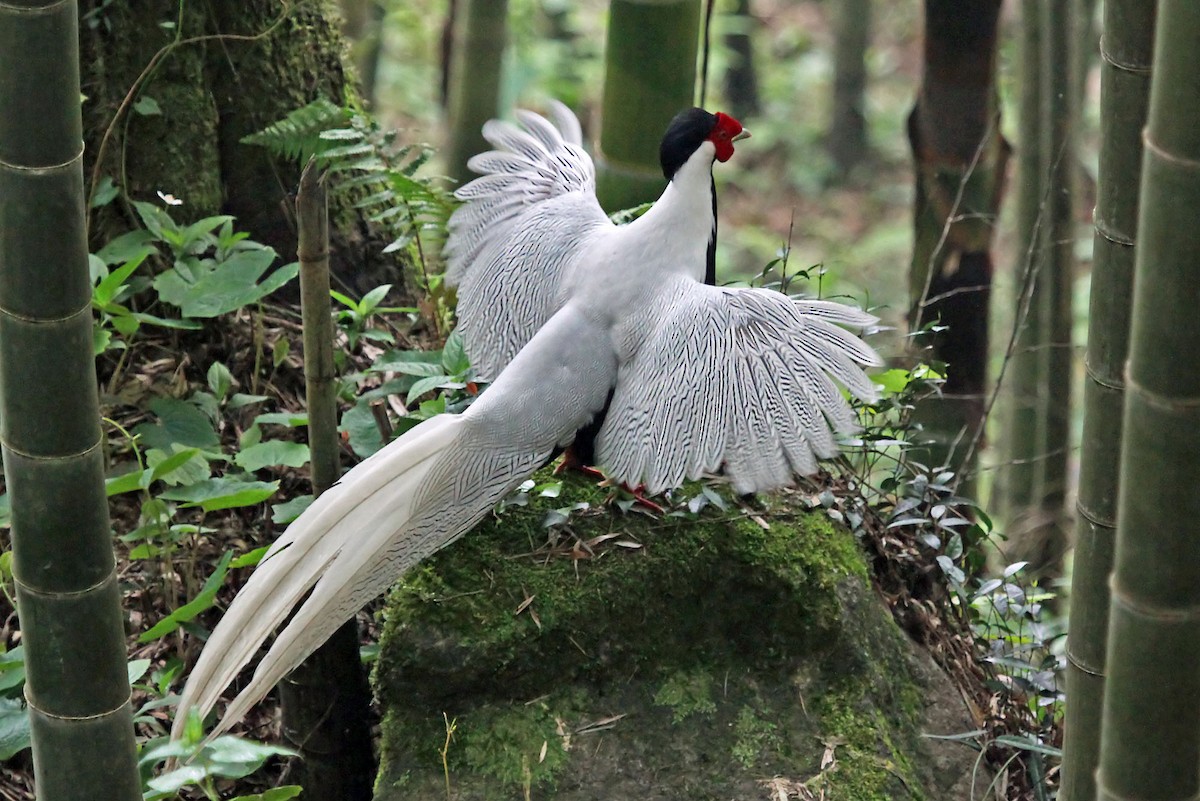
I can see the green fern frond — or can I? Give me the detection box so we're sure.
[241,97,351,162]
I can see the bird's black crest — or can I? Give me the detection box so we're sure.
[659,107,718,180]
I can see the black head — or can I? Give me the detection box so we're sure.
[658,108,747,180]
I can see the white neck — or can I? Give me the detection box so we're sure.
[626,141,716,281]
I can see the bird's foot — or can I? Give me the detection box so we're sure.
[554,455,606,482]
[614,483,665,515]
[555,450,663,514]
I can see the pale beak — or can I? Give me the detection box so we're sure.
[733,129,752,142]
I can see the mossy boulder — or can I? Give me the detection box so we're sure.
[372,473,979,800]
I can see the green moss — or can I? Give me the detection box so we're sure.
[654,668,717,723]
[731,704,783,769]
[457,695,576,788]
[812,685,926,801]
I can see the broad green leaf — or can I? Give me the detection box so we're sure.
[405,374,457,405]
[180,215,236,246]
[252,411,309,428]
[93,252,147,307]
[369,348,442,375]
[359,284,392,316]
[133,96,161,116]
[873,368,913,395]
[95,229,158,266]
[0,697,30,760]
[205,735,298,767]
[146,446,209,486]
[379,359,445,378]
[0,646,25,694]
[159,478,279,512]
[330,289,360,312]
[127,658,152,685]
[207,362,235,401]
[341,402,387,458]
[91,175,120,208]
[234,440,311,472]
[131,200,175,240]
[105,465,147,497]
[231,546,270,569]
[441,329,470,374]
[146,764,208,794]
[139,551,233,642]
[133,396,221,452]
[93,326,114,355]
[153,247,299,318]
[228,393,270,409]
[271,494,314,525]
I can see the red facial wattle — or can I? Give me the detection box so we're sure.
[708,111,746,163]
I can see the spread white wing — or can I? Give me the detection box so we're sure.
[444,101,611,380]
[598,278,882,495]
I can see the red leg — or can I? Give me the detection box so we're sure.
[555,447,663,513]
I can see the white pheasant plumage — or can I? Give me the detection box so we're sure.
[172,102,882,742]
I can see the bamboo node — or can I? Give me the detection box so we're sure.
[1092,217,1135,248]
[24,692,134,722]
[0,141,84,173]
[1083,357,1125,392]
[0,298,91,325]
[1143,131,1200,171]
[0,0,72,17]
[0,431,102,462]
[1098,36,1153,76]
[1108,581,1200,623]
[12,562,116,600]
[1074,499,1115,529]
[1126,373,1200,412]
[1065,650,1105,678]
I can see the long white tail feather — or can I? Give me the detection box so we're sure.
[172,414,483,741]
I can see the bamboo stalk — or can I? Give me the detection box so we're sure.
[1000,0,1044,519]
[828,0,870,176]
[444,0,509,186]
[0,1,140,798]
[1096,4,1200,800]
[1058,3,1154,799]
[278,161,375,798]
[1026,0,1075,584]
[596,0,702,211]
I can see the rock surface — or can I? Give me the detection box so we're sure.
[372,474,981,800]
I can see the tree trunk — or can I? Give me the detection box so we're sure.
[0,2,140,798]
[1097,4,1200,799]
[276,165,376,800]
[828,0,870,176]
[722,0,761,121]
[444,0,509,186]
[596,0,702,212]
[78,0,397,293]
[906,0,1008,484]
[1059,4,1154,799]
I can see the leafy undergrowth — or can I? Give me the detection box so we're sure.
[0,208,1060,801]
